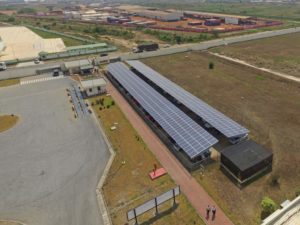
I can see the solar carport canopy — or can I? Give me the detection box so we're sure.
[127,60,249,138]
[107,62,218,159]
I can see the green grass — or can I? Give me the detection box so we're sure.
[0,115,19,133]
[0,78,20,88]
[28,28,86,47]
[89,95,204,225]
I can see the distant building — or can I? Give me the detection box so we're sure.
[185,10,250,25]
[81,77,107,97]
[135,9,183,22]
[204,19,221,26]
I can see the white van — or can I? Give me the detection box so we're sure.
[0,62,7,71]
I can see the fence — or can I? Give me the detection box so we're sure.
[39,46,117,60]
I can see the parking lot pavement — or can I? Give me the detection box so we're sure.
[0,78,109,225]
[20,74,64,85]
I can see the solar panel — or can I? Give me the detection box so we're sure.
[107,62,218,159]
[127,60,249,139]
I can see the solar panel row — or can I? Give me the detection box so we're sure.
[107,62,218,159]
[127,60,249,138]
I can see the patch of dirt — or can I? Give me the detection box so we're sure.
[142,51,300,225]
[0,115,19,133]
[0,220,24,225]
[211,32,300,77]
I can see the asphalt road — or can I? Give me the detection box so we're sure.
[0,78,109,225]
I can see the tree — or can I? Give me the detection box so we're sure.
[295,189,300,197]
[175,35,182,44]
[17,8,36,15]
[261,197,277,218]
[212,30,219,38]
[7,16,15,22]
[209,62,215,70]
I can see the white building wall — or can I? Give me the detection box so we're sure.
[137,11,182,21]
[85,86,106,97]
[225,17,239,25]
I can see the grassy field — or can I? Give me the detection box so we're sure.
[0,78,20,87]
[0,115,18,133]
[211,32,300,77]
[28,28,86,47]
[142,52,300,225]
[90,96,204,225]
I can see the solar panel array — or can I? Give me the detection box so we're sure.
[108,62,218,159]
[127,60,249,138]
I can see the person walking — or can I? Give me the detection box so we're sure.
[206,205,211,219]
[211,205,216,220]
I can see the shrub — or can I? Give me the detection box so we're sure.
[270,174,280,187]
[7,16,15,22]
[295,189,300,197]
[209,62,215,70]
[111,100,115,106]
[261,197,277,218]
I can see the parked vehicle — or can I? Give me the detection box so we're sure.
[53,69,60,77]
[34,58,40,64]
[100,53,108,57]
[133,43,159,53]
[0,61,7,71]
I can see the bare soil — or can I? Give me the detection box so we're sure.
[0,78,20,88]
[90,96,203,225]
[142,51,300,225]
[211,32,300,77]
[0,115,19,133]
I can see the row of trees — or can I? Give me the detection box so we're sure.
[144,29,213,44]
[83,26,134,39]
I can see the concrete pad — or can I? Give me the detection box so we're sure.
[0,26,65,61]
[0,78,109,225]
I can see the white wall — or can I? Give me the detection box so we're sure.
[225,17,239,25]
[85,86,106,97]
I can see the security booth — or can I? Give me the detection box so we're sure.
[62,59,93,75]
[221,140,273,187]
[80,64,94,75]
[80,77,107,98]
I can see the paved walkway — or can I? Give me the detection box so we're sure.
[107,82,234,225]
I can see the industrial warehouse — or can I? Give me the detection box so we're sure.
[57,4,281,33]
[107,61,273,183]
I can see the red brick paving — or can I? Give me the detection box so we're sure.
[107,82,234,225]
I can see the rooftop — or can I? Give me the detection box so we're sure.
[184,10,250,19]
[81,77,106,89]
[66,43,107,51]
[221,140,272,172]
[64,59,92,69]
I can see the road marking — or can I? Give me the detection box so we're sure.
[20,76,64,85]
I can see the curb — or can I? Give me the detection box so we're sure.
[0,220,27,225]
[90,105,116,225]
